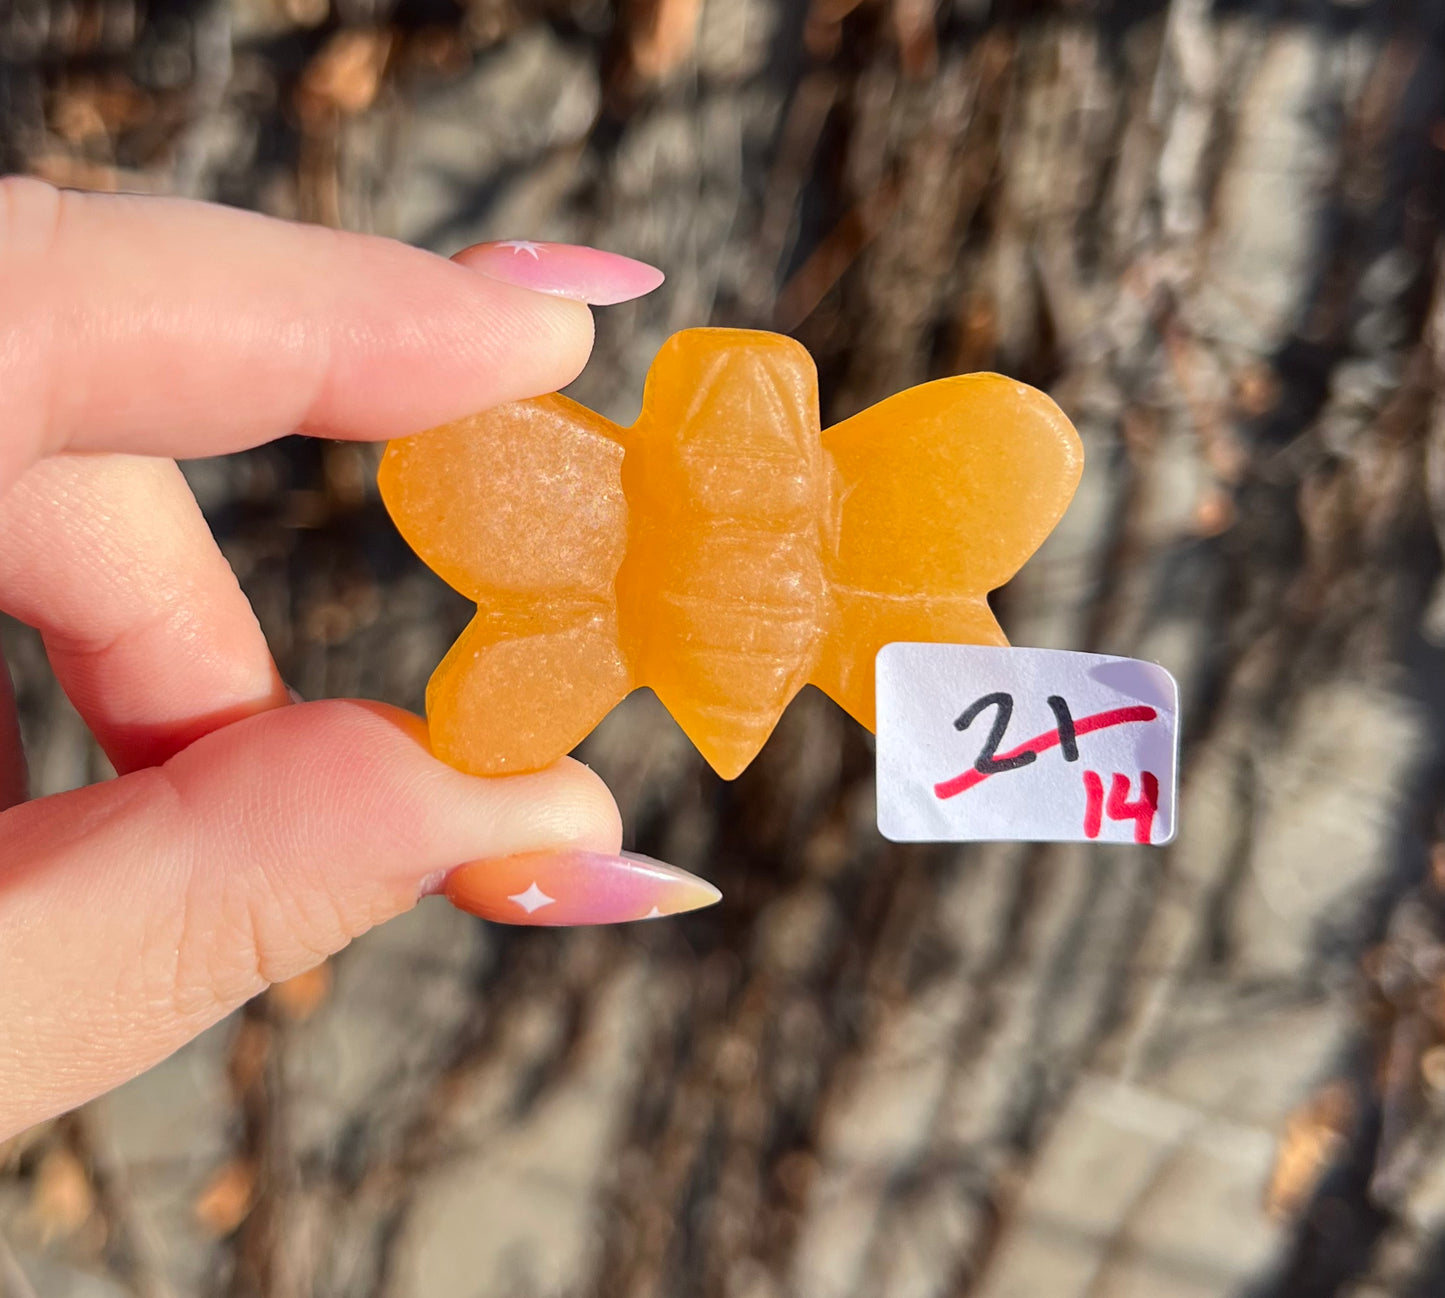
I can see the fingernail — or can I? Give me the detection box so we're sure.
[442,849,720,926]
[285,685,305,705]
[453,240,665,306]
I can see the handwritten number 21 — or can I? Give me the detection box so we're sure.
[952,692,1079,773]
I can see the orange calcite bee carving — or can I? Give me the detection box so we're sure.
[378,328,1083,779]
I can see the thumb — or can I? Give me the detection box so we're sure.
[0,700,712,1138]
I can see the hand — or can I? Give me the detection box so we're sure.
[0,179,715,1142]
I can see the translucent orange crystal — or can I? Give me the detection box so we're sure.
[378,328,1083,779]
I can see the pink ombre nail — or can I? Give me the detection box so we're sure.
[442,848,720,926]
[453,240,665,305]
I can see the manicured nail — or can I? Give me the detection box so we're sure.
[442,849,720,926]
[454,240,665,305]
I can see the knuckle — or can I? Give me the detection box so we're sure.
[162,705,435,1022]
[168,856,350,1022]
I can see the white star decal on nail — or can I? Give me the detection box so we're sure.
[497,239,543,259]
[508,881,556,914]
[645,905,663,919]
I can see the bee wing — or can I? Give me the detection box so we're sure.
[426,605,632,776]
[814,374,1083,730]
[379,395,633,775]
[378,394,628,604]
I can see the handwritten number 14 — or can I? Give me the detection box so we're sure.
[1082,771,1159,844]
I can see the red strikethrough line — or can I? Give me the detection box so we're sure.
[933,705,1158,800]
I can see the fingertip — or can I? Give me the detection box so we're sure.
[301,247,597,439]
[236,699,622,871]
[526,289,595,396]
[527,755,625,854]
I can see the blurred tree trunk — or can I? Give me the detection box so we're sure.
[7,2,1445,1297]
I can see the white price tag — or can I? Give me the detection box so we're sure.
[876,643,1179,844]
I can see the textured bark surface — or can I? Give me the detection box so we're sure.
[6,1,1445,1295]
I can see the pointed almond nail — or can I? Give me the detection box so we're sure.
[442,849,720,926]
[452,240,665,305]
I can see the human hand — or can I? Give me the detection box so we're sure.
[0,180,718,1141]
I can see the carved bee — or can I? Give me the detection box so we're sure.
[379,328,1082,779]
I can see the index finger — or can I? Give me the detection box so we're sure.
[0,178,595,494]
